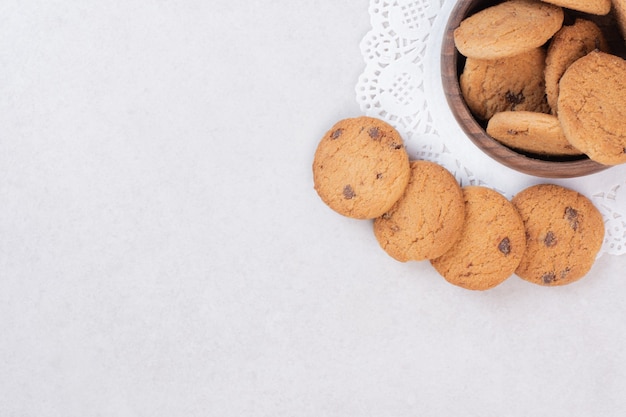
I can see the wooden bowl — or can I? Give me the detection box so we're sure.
[440,0,625,178]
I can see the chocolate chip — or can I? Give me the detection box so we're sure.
[565,206,578,219]
[544,231,557,247]
[368,127,380,139]
[564,207,579,231]
[498,237,511,255]
[390,142,403,150]
[330,129,343,139]
[343,185,355,200]
[505,91,525,109]
[542,272,556,284]
[376,173,383,180]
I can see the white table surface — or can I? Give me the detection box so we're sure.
[2,1,626,415]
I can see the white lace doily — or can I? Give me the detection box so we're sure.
[356,0,626,257]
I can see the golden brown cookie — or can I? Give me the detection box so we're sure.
[557,51,626,165]
[541,0,611,15]
[373,161,465,262]
[312,116,411,219]
[545,19,609,114]
[512,184,605,286]
[486,111,583,156]
[460,48,550,121]
[454,0,564,60]
[430,186,526,291]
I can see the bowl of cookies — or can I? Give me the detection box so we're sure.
[441,0,626,178]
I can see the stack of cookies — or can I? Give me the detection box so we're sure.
[454,0,626,165]
[313,116,605,290]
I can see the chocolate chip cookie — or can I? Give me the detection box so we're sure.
[460,48,550,120]
[430,186,526,291]
[373,160,465,262]
[557,51,626,165]
[454,0,564,60]
[312,116,411,219]
[486,111,582,156]
[545,18,609,114]
[541,0,611,15]
[512,184,605,286]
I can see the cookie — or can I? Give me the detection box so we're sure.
[512,184,605,286]
[460,48,550,120]
[486,111,583,156]
[541,0,611,15]
[545,19,609,114]
[373,161,465,262]
[430,186,526,291]
[454,0,564,60]
[312,117,411,219]
[557,51,626,165]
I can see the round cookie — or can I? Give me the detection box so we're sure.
[460,48,550,121]
[454,0,564,60]
[541,0,610,15]
[312,116,411,219]
[545,19,609,114]
[512,184,605,286]
[557,51,626,165]
[486,111,582,156]
[373,161,465,262]
[430,186,526,291]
